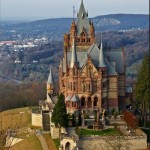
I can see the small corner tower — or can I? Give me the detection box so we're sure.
[47,67,55,95]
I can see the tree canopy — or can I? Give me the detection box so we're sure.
[135,55,150,103]
[51,93,68,127]
[135,55,150,126]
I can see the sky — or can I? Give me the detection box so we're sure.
[0,0,149,21]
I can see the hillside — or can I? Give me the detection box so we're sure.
[0,30,149,82]
[0,14,149,82]
[1,14,149,41]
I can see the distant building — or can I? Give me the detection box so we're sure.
[15,59,21,64]
[59,0,126,115]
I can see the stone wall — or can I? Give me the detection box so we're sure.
[51,126,59,139]
[32,113,42,127]
[78,136,147,150]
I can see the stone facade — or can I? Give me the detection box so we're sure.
[59,137,78,150]
[51,126,60,139]
[78,136,147,150]
[59,0,126,115]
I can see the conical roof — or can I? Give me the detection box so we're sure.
[76,0,90,35]
[70,38,78,68]
[98,40,106,68]
[47,67,55,85]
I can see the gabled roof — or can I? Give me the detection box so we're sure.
[71,95,79,102]
[76,0,90,35]
[47,67,55,85]
[65,95,71,101]
[64,43,123,75]
[105,49,124,73]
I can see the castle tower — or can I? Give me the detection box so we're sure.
[47,67,55,95]
[59,0,126,114]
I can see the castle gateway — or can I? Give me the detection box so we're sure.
[59,0,126,115]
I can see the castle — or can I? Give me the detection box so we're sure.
[30,2,148,150]
[59,0,126,115]
[32,0,126,131]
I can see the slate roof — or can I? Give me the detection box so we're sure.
[63,43,124,76]
[71,95,79,102]
[105,59,117,75]
[65,95,71,101]
[105,50,124,74]
[98,42,106,68]
[76,0,90,35]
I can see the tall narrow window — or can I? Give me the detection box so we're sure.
[71,82,72,91]
[81,97,85,107]
[73,82,76,91]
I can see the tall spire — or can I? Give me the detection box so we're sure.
[98,34,106,68]
[47,67,55,85]
[70,38,77,68]
[76,0,90,35]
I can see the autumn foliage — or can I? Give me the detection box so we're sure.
[123,111,138,130]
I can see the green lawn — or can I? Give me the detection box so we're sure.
[10,135,42,150]
[1,107,32,130]
[76,128,120,136]
[43,133,58,150]
[53,138,60,150]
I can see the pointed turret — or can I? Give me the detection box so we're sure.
[47,67,55,85]
[98,36,106,68]
[70,38,78,68]
[76,0,90,35]
[47,67,55,95]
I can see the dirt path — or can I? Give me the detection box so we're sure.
[36,134,49,150]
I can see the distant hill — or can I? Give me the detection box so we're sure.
[1,14,149,41]
[93,14,149,31]
[0,30,148,82]
[0,14,149,82]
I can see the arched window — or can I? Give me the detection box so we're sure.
[82,82,86,92]
[65,142,71,150]
[81,97,85,107]
[87,97,92,108]
[94,97,98,106]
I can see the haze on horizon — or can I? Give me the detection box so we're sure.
[1,0,149,21]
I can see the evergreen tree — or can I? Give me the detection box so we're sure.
[135,55,150,126]
[51,93,68,127]
[78,113,82,126]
